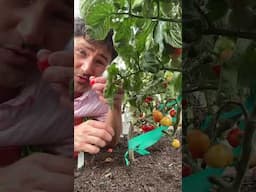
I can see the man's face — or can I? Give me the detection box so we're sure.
[0,0,73,88]
[74,36,112,94]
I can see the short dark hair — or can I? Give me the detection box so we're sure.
[74,17,118,61]
[74,17,87,37]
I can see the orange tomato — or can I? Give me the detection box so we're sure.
[153,110,163,122]
[219,49,233,62]
[186,129,210,159]
[204,143,233,168]
[160,116,172,126]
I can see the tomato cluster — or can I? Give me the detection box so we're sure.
[185,128,241,173]
[152,109,172,126]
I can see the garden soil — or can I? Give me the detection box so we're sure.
[74,136,182,192]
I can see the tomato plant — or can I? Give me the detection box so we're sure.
[182,0,256,191]
[80,0,182,165]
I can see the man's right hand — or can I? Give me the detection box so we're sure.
[0,153,74,192]
[74,120,115,154]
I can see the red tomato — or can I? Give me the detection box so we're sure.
[37,59,49,72]
[182,99,188,109]
[212,64,221,76]
[144,96,153,103]
[90,79,95,86]
[74,117,84,126]
[141,125,155,132]
[227,128,243,148]
[170,48,182,59]
[182,164,192,177]
[174,48,182,57]
[170,109,177,117]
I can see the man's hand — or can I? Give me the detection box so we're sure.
[90,76,124,107]
[0,153,74,192]
[74,120,115,154]
[37,49,73,109]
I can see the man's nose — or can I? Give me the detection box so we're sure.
[17,9,45,48]
[81,58,95,74]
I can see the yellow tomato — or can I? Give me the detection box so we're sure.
[160,116,172,126]
[164,71,173,82]
[204,144,233,168]
[153,110,164,122]
[171,139,181,149]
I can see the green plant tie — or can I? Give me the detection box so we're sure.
[201,94,255,130]
[182,168,224,192]
[124,126,168,166]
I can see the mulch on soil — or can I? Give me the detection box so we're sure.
[74,136,182,192]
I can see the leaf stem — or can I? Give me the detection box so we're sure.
[113,12,181,23]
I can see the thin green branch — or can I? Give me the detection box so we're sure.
[161,67,183,72]
[183,85,218,93]
[114,12,181,23]
[128,0,132,15]
[157,0,160,18]
[204,28,256,40]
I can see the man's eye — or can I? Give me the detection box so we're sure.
[51,12,72,23]
[77,48,87,56]
[9,0,33,7]
[95,60,106,66]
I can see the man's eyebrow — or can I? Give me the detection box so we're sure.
[77,43,95,52]
[84,45,95,52]
[99,54,108,63]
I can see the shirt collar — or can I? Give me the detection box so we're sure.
[74,89,94,102]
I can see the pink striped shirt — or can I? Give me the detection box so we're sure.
[74,89,109,122]
[0,80,73,157]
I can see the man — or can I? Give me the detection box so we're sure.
[74,18,123,154]
[0,0,73,191]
